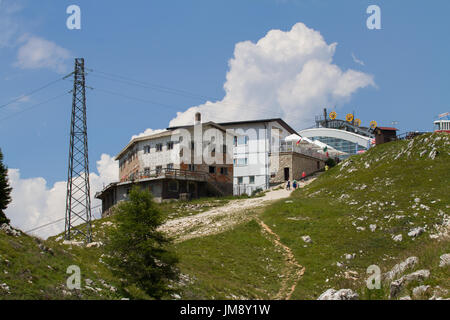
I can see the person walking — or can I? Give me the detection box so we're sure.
[301,171,306,180]
[286,180,291,190]
[292,179,298,190]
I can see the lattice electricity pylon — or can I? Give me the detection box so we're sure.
[65,58,92,243]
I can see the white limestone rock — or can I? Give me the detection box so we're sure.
[384,256,419,282]
[408,227,425,238]
[439,253,450,267]
[390,270,430,299]
[318,288,359,300]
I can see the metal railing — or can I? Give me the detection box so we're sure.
[233,183,266,196]
[278,142,328,160]
[121,167,208,183]
[397,131,428,140]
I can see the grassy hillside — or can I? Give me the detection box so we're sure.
[260,132,450,299]
[1,132,448,300]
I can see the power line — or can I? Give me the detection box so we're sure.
[89,68,285,118]
[0,76,68,110]
[0,91,71,123]
[93,87,262,123]
[25,204,102,234]
[0,91,71,122]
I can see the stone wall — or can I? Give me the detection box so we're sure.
[270,152,325,184]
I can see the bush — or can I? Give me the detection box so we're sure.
[105,186,179,299]
[325,157,337,168]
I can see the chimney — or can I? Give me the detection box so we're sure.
[194,112,202,125]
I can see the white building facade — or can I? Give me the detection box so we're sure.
[218,119,298,195]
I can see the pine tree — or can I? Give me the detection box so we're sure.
[0,148,12,225]
[105,186,179,299]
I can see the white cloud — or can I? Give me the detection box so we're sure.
[14,35,72,74]
[5,154,118,239]
[169,22,375,130]
[130,128,167,141]
[351,52,365,66]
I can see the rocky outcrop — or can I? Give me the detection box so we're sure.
[383,256,419,282]
[318,288,359,300]
[389,269,430,299]
[0,224,21,237]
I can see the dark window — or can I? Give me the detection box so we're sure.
[249,176,255,184]
[156,165,162,174]
[209,166,216,174]
[167,142,174,150]
[220,167,228,175]
[238,177,243,184]
[167,163,174,170]
[188,164,195,172]
[144,167,150,175]
[156,144,163,152]
[144,145,151,154]
[168,180,178,192]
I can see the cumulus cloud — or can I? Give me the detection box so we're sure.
[14,35,72,74]
[130,128,167,140]
[5,154,118,239]
[169,22,375,130]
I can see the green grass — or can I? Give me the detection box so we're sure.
[173,219,286,299]
[0,229,122,299]
[1,133,449,300]
[259,132,450,299]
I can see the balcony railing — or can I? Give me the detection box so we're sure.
[121,167,208,183]
[278,142,328,160]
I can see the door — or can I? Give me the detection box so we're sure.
[284,167,290,181]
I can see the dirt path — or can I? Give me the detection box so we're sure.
[159,186,294,243]
[256,218,305,300]
[160,176,318,243]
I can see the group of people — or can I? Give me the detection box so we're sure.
[285,179,297,190]
[286,171,307,191]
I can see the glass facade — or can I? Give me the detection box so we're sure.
[311,136,367,159]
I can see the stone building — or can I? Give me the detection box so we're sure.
[95,113,234,216]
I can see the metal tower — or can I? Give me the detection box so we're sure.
[65,58,92,243]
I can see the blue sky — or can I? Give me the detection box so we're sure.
[1,0,449,187]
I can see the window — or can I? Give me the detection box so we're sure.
[238,177,243,184]
[233,136,237,146]
[235,158,248,166]
[222,144,227,153]
[156,165,162,174]
[144,145,151,154]
[191,141,195,149]
[249,176,255,184]
[179,149,184,157]
[167,142,174,150]
[220,167,228,175]
[209,166,216,174]
[188,164,195,172]
[144,167,150,176]
[168,180,179,192]
[237,136,249,145]
[156,143,163,152]
[167,163,174,170]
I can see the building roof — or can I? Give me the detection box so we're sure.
[115,130,173,160]
[377,127,398,131]
[217,118,298,135]
[117,121,234,161]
